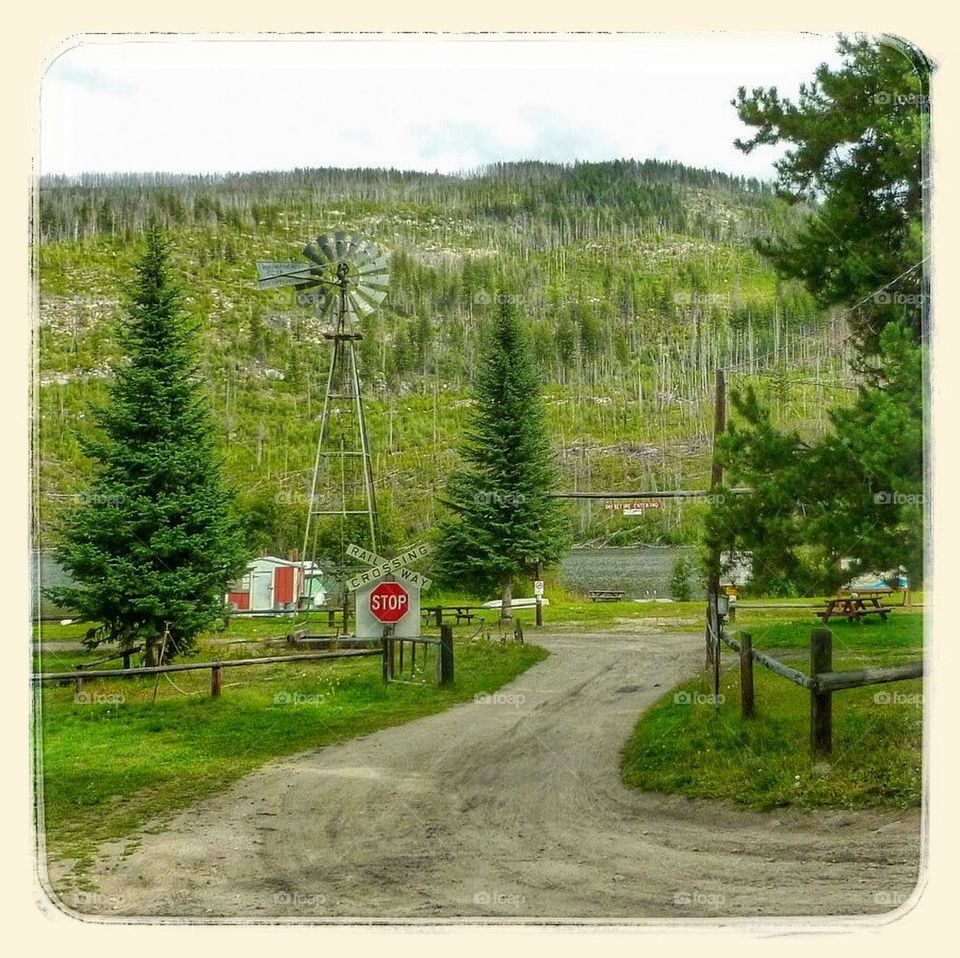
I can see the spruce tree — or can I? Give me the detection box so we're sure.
[435,298,571,617]
[48,229,248,661]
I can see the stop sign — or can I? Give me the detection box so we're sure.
[369,581,410,623]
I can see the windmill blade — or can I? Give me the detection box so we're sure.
[355,285,388,307]
[317,291,339,324]
[318,234,339,263]
[334,233,349,259]
[357,271,389,288]
[344,236,367,262]
[358,256,389,275]
[348,291,374,316]
[303,241,330,266]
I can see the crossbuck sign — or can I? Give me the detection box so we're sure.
[347,542,431,639]
[345,543,432,591]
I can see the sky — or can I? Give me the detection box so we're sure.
[40,34,846,181]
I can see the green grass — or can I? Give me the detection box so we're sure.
[621,611,923,810]
[37,633,547,882]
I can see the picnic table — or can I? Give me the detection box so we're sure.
[588,590,626,603]
[815,590,893,624]
[422,605,482,626]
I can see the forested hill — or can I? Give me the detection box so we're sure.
[36,160,856,554]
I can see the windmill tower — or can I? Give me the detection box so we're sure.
[256,234,389,567]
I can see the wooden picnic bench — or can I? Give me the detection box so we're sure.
[588,590,626,603]
[815,591,893,624]
[422,605,483,626]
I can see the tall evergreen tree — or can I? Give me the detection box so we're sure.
[708,36,928,593]
[733,35,930,352]
[435,298,571,617]
[48,229,249,661]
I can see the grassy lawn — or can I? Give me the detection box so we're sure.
[36,632,547,883]
[621,611,923,810]
[33,592,705,648]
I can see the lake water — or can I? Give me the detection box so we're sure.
[34,545,703,615]
[560,546,702,600]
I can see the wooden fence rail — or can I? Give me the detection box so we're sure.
[719,628,923,757]
[32,649,383,699]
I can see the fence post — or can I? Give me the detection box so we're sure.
[439,624,454,686]
[381,628,394,682]
[810,628,833,758]
[211,664,223,698]
[739,631,755,719]
[122,650,131,671]
[434,606,443,628]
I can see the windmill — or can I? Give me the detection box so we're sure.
[256,234,389,573]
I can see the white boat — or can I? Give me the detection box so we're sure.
[481,597,551,609]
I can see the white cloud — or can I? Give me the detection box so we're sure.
[40,34,845,179]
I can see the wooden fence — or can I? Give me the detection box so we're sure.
[382,624,454,687]
[720,628,923,757]
[33,627,457,698]
[35,648,386,699]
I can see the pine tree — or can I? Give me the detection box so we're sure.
[733,35,930,351]
[48,229,249,661]
[669,555,693,602]
[434,298,572,617]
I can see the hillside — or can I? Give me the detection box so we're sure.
[35,160,857,556]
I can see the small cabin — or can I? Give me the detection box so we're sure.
[226,556,325,613]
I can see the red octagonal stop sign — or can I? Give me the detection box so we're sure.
[369,580,410,623]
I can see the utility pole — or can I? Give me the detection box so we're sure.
[705,369,726,686]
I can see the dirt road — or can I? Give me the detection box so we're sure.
[48,630,921,921]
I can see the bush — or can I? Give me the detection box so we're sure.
[669,556,693,601]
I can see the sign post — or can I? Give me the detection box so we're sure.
[534,560,544,627]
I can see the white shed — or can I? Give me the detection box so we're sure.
[226,556,325,613]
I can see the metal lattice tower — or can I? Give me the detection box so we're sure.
[256,234,389,562]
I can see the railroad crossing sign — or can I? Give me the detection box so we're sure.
[349,542,430,639]
[369,581,410,624]
[345,542,432,591]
